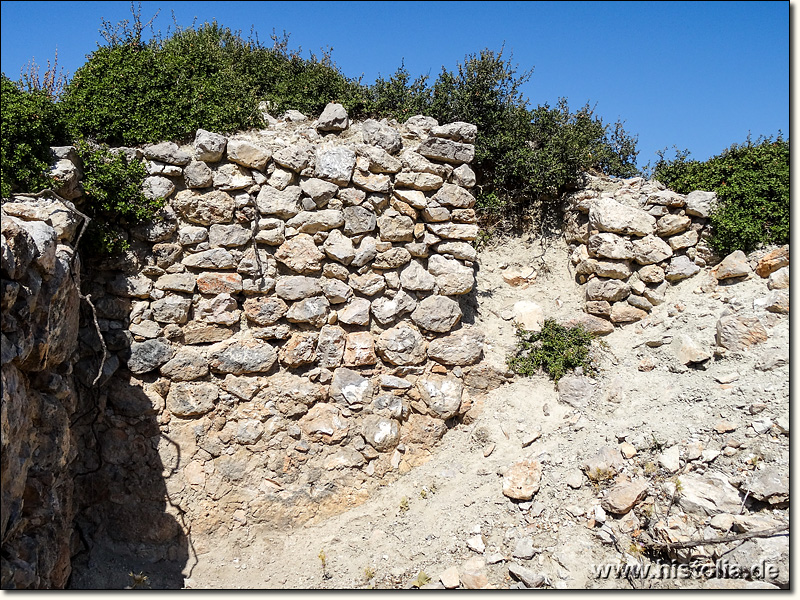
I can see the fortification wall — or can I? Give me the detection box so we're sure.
[558,174,721,334]
[31,107,511,574]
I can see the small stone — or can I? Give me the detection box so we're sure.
[343,331,377,366]
[685,190,717,218]
[330,367,374,408]
[658,445,681,472]
[439,567,460,589]
[638,264,665,283]
[508,564,547,588]
[713,250,752,280]
[767,266,789,290]
[411,295,462,333]
[565,471,583,489]
[751,418,773,435]
[279,331,319,368]
[317,102,349,131]
[512,300,543,332]
[196,272,243,295]
[610,302,647,323]
[520,429,541,448]
[557,375,594,408]
[226,138,271,170]
[274,233,325,274]
[755,245,789,278]
[715,315,768,352]
[512,537,536,560]
[208,335,278,374]
[286,296,330,327]
[128,338,174,374]
[167,381,218,417]
[427,329,484,365]
[502,460,542,501]
[601,479,649,515]
[273,144,311,172]
[714,372,739,384]
[160,347,208,381]
[337,297,371,326]
[620,442,637,458]
[194,129,227,162]
[665,255,701,282]
[361,119,401,153]
[348,271,385,296]
[459,557,488,590]
[466,534,486,554]
[671,334,711,365]
[361,415,400,451]
[715,420,737,434]
[417,375,463,419]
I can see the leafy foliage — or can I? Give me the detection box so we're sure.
[58,9,638,228]
[654,135,789,254]
[507,319,597,382]
[1,74,68,198]
[77,141,164,255]
[7,6,640,245]
[61,22,264,145]
[363,52,639,228]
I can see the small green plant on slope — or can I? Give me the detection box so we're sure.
[77,141,164,255]
[507,319,597,382]
[653,134,789,255]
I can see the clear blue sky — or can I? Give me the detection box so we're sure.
[0,1,790,168]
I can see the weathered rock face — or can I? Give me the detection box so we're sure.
[1,205,82,589]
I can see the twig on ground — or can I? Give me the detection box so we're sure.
[645,524,788,552]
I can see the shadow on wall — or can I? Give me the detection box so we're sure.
[67,300,191,589]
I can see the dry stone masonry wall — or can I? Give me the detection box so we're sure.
[57,106,506,558]
[562,174,722,334]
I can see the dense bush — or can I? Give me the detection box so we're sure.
[361,51,639,228]
[61,23,263,145]
[654,135,789,254]
[77,141,165,255]
[58,12,638,226]
[61,20,371,145]
[7,8,640,245]
[1,74,68,198]
[507,319,597,382]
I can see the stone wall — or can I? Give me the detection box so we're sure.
[1,198,83,588]
[51,107,507,573]
[562,174,722,334]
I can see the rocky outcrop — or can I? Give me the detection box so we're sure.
[1,199,83,588]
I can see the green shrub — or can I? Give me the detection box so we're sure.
[507,319,597,382]
[26,6,639,243]
[1,74,68,198]
[244,31,371,118]
[363,51,639,229]
[61,23,264,145]
[654,135,789,254]
[60,8,639,230]
[77,141,164,255]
